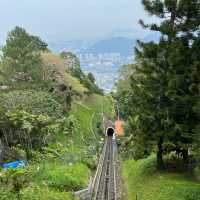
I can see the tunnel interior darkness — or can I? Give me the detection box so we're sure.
[107,127,114,137]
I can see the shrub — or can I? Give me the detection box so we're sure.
[0,90,63,118]
[20,187,76,200]
[176,187,200,200]
[35,163,90,191]
[81,156,97,170]
[194,167,200,182]
[0,168,32,193]
[0,110,54,158]
[0,187,17,200]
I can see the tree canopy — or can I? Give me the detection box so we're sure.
[116,0,200,168]
[1,26,48,88]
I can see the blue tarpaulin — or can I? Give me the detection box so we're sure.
[3,160,27,170]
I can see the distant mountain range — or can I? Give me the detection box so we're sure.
[48,32,160,56]
[81,37,136,57]
[47,31,161,92]
[48,39,97,53]
[80,33,160,56]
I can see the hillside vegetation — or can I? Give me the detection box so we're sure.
[42,52,87,94]
[123,156,200,200]
[0,26,114,200]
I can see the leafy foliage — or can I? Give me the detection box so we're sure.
[114,64,134,120]
[60,51,80,74]
[60,51,103,94]
[20,187,76,200]
[0,90,63,118]
[0,159,88,199]
[87,72,95,83]
[1,26,48,89]
[0,187,17,200]
[116,0,200,169]
[0,26,113,199]
[35,163,90,191]
[0,168,32,193]
[0,109,53,158]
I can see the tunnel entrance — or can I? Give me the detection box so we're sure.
[106,127,114,137]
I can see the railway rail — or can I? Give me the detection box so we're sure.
[92,136,117,200]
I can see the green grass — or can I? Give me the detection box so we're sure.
[0,93,114,200]
[54,94,114,147]
[31,93,114,198]
[0,51,115,199]
[57,93,115,170]
[123,156,200,200]
[0,185,76,200]
[69,94,115,145]
[0,161,81,200]
[20,187,76,200]
[32,162,90,191]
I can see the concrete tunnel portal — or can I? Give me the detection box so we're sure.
[106,127,115,137]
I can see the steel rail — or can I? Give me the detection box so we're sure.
[92,139,109,200]
[92,137,117,200]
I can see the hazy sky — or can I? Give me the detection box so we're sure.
[0,0,154,42]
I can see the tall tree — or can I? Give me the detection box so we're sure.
[125,0,200,168]
[1,26,47,88]
[60,51,81,75]
[87,72,95,83]
[60,51,102,94]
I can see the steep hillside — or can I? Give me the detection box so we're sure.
[69,94,115,145]
[0,26,116,200]
[0,51,115,200]
[41,53,115,146]
[42,52,87,94]
[41,52,115,164]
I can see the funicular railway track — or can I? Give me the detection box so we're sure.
[75,125,118,200]
[93,135,117,200]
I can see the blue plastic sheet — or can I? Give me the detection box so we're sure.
[3,160,27,170]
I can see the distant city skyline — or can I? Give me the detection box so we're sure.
[0,0,157,43]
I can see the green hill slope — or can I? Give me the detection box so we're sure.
[42,52,87,94]
[123,156,200,200]
[0,51,115,200]
[70,94,114,144]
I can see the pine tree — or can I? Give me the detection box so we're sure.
[2,26,47,88]
[128,0,200,168]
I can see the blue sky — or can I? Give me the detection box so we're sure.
[0,0,155,42]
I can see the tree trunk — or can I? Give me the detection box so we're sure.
[157,137,164,169]
[182,149,189,169]
[0,139,3,165]
[169,0,178,42]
